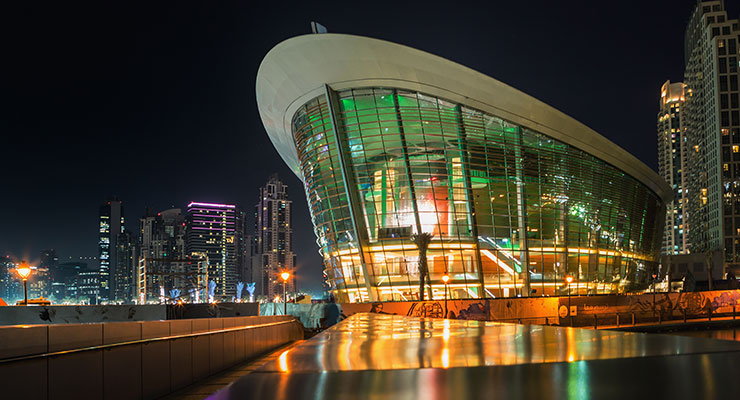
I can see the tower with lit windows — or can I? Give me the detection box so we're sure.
[98,197,124,302]
[683,1,740,275]
[658,81,690,255]
[185,202,246,299]
[253,174,296,299]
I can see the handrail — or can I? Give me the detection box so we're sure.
[573,305,738,329]
[0,318,298,364]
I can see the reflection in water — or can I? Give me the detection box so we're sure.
[256,314,740,374]
[568,361,590,400]
[278,350,290,373]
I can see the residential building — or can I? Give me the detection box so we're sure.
[253,175,296,298]
[139,208,189,302]
[683,1,740,276]
[185,202,246,299]
[658,81,690,255]
[78,270,100,304]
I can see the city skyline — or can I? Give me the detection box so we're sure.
[1,1,738,295]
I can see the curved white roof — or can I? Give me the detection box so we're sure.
[256,34,672,203]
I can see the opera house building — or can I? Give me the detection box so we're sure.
[257,34,671,303]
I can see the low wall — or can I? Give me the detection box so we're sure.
[340,297,560,325]
[0,302,259,326]
[0,315,303,400]
[330,289,740,328]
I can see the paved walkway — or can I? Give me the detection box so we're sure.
[162,340,304,400]
[222,313,740,399]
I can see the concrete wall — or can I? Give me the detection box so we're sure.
[0,302,259,326]
[340,297,559,325]
[0,315,302,399]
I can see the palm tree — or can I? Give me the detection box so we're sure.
[412,232,434,301]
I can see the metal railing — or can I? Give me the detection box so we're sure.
[0,318,298,364]
[574,306,739,329]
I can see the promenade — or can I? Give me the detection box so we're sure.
[217,313,740,399]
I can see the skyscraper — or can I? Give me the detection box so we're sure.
[0,256,21,303]
[186,202,245,299]
[658,81,690,255]
[139,208,188,302]
[29,249,58,299]
[683,1,740,275]
[253,175,296,299]
[98,197,124,302]
[113,230,137,303]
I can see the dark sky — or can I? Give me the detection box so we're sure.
[1,1,737,295]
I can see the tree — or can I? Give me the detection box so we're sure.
[412,232,434,301]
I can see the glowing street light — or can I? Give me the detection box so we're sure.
[16,261,32,306]
[281,272,290,315]
[442,274,450,318]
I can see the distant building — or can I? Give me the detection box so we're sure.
[98,197,124,302]
[50,261,87,302]
[0,256,21,303]
[139,208,188,302]
[28,267,50,299]
[28,249,59,299]
[253,175,296,299]
[658,81,690,255]
[186,202,246,299]
[682,1,740,277]
[78,270,100,304]
[40,249,59,269]
[114,230,138,303]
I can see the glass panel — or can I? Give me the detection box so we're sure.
[292,88,664,302]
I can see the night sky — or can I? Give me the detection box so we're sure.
[2,1,738,295]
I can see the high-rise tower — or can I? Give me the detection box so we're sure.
[253,175,296,299]
[98,197,124,302]
[139,208,187,301]
[683,1,740,275]
[658,81,690,255]
[185,202,245,299]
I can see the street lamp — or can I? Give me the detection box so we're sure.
[565,275,574,326]
[16,261,32,306]
[442,274,450,318]
[281,272,290,315]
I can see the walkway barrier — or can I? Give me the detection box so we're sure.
[567,305,739,329]
[0,315,303,399]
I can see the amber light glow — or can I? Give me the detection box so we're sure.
[281,272,290,282]
[565,275,574,284]
[16,262,32,280]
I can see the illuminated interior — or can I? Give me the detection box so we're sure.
[292,88,665,303]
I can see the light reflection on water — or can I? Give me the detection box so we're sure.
[668,328,740,341]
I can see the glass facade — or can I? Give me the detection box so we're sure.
[292,87,665,303]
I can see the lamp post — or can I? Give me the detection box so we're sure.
[565,275,573,326]
[442,274,450,318]
[16,261,32,306]
[281,272,290,315]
